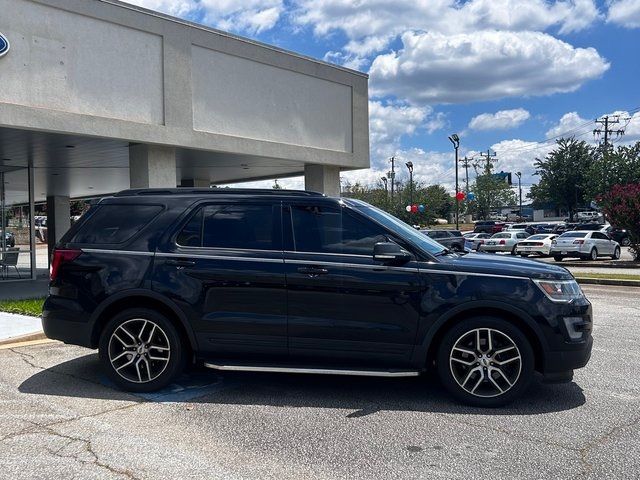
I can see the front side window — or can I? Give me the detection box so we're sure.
[290,205,388,255]
[177,204,278,250]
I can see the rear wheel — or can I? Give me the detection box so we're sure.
[99,308,186,392]
[553,256,563,262]
[621,238,631,247]
[436,317,534,407]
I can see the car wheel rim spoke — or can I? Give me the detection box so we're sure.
[449,328,522,398]
[108,318,171,384]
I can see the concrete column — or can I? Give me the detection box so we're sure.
[129,144,177,188]
[46,195,70,258]
[304,164,341,196]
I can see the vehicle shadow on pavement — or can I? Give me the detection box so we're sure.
[19,353,586,416]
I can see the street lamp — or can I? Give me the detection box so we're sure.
[515,171,522,220]
[381,176,388,198]
[405,161,414,206]
[448,133,460,229]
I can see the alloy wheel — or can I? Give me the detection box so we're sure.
[108,318,171,383]
[449,328,522,398]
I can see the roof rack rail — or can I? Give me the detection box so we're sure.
[114,188,325,197]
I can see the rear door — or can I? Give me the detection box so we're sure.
[152,200,287,360]
[283,201,422,367]
[592,232,613,254]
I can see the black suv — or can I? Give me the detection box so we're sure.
[43,189,593,407]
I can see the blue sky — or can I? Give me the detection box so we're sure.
[125,0,640,192]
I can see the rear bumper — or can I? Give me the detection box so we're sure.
[42,296,94,348]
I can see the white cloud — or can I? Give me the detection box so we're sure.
[607,0,640,28]
[369,30,609,104]
[469,109,531,131]
[294,0,601,57]
[123,0,284,34]
[545,112,592,138]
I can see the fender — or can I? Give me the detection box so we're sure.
[89,289,198,350]
[411,300,550,366]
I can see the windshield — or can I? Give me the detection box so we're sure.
[493,233,511,238]
[528,234,550,240]
[345,199,446,256]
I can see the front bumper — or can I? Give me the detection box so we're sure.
[543,335,593,373]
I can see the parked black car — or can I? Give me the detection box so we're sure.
[3,230,15,248]
[43,189,593,407]
[420,229,465,251]
[607,227,631,247]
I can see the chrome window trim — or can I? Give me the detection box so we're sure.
[155,252,283,263]
[82,248,154,256]
[284,250,371,258]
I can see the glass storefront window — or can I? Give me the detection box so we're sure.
[1,167,33,281]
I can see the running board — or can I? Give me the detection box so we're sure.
[203,362,420,378]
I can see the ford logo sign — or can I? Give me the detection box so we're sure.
[0,32,9,58]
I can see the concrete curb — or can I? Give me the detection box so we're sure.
[575,277,640,287]
[0,330,47,347]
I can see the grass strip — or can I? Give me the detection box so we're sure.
[0,297,46,317]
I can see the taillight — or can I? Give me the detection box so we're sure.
[50,248,82,281]
[499,239,506,245]
[573,240,585,245]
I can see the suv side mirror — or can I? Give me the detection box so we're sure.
[373,242,411,265]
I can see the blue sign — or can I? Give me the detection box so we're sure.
[0,32,9,58]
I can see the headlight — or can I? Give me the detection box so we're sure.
[533,279,583,303]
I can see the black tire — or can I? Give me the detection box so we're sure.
[553,256,563,262]
[520,253,528,258]
[621,238,631,247]
[99,308,186,392]
[510,245,517,255]
[589,248,598,261]
[612,247,621,260]
[436,316,535,407]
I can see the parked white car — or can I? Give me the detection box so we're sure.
[515,234,558,257]
[478,231,530,254]
[549,231,621,261]
[463,232,491,250]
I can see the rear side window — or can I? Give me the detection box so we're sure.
[72,204,161,244]
[177,204,278,250]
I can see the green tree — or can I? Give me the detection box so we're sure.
[598,184,640,261]
[470,174,516,220]
[529,138,594,221]
[586,142,640,200]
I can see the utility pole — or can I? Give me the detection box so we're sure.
[461,156,472,196]
[594,115,626,149]
[515,172,522,220]
[479,149,498,175]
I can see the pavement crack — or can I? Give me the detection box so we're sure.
[40,426,144,480]
[575,414,640,478]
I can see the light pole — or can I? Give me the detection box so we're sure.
[389,156,396,200]
[515,171,522,220]
[381,176,388,202]
[448,133,460,229]
[405,161,414,206]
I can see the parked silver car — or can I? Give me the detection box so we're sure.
[515,234,557,257]
[463,232,491,250]
[549,231,621,261]
[477,231,529,254]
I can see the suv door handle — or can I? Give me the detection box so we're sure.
[165,259,196,267]
[297,266,329,276]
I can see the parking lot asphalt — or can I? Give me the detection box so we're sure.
[1,284,638,480]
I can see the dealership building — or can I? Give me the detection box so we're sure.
[0,0,369,282]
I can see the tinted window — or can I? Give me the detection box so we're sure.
[291,205,387,255]
[516,233,528,239]
[450,230,462,237]
[72,204,161,244]
[592,232,609,240]
[493,233,510,238]
[177,204,278,250]
[560,232,588,238]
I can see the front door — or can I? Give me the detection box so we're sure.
[283,202,422,368]
[152,201,287,360]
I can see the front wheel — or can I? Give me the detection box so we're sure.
[621,238,631,247]
[612,247,621,260]
[553,255,563,262]
[436,317,534,407]
[99,308,186,392]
